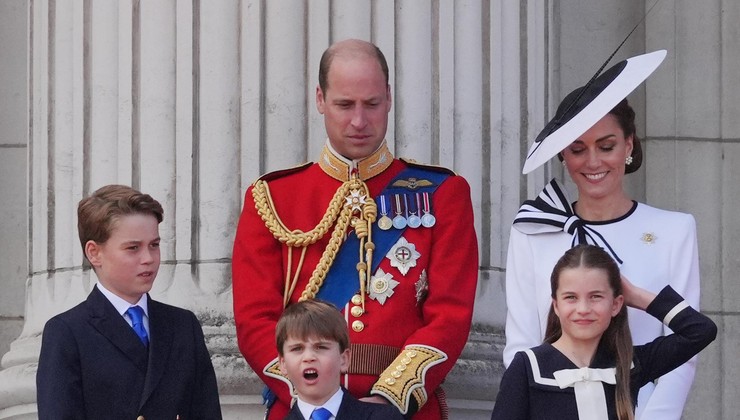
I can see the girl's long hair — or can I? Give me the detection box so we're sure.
[544,244,634,420]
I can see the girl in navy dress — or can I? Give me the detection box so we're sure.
[492,244,716,420]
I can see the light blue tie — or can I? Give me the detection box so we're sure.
[310,407,332,420]
[126,306,149,347]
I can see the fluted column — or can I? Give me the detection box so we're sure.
[0,1,249,417]
[645,2,739,418]
[0,1,536,418]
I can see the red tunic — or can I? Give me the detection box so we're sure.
[232,157,478,419]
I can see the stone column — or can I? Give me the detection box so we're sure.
[646,2,740,418]
[0,1,537,418]
[0,0,28,373]
[0,1,251,418]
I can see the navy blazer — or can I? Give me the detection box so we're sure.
[36,285,222,419]
[284,390,404,420]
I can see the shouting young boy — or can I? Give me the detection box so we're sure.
[276,299,403,420]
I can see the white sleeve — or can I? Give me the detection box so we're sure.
[503,227,544,367]
[636,214,700,419]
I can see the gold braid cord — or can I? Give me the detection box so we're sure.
[251,176,377,304]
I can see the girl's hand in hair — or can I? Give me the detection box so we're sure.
[620,274,657,310]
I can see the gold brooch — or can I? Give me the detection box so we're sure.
[640,232,657,244]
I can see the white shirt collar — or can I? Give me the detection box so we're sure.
[96,282,149,317]
[325,140,356,169]
[296,387,343,420]
[324,139,388,168]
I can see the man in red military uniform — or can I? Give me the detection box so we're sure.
[232,39,479,419]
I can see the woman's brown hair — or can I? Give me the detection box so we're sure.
[544,244,634,420]
[609,98,642,174]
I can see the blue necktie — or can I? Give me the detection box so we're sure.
[126,306,149,347]
[311,407,332,420]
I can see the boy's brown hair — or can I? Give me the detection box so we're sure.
[276,299,349,356]
[77,185,164,263]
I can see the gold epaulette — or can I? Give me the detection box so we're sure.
[399,158,456,176]
[263,357,295,397]
[370,345,448,414]
[255,162,313,183]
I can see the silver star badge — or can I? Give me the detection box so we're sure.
[386,237,421,275]
[368,269,400,305]
[345,189,367,212]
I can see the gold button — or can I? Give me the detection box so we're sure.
[406,350,417,358]
[350,306,364,317]
[352,320,364,332]
[392,371,402,378]
[402,357,411,364]
[397,364,406,371]
[385,377,396,385]
[137,416,145,420]
[351,294,362,305]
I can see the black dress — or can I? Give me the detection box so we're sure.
[491,286,716,420]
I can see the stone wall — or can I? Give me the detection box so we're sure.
[0,0,28,361]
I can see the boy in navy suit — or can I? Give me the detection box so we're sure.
[277,299,403,420]
[36,185,222,419]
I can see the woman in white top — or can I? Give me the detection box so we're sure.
[503,50,701,419]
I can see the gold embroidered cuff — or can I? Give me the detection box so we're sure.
[263,357,295,397]
[370,345,448,414]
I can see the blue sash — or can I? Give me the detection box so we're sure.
[316,167,450,307]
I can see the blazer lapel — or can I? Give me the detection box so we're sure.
[336,390,356,419]
[286,404,307,420]
[139,297,173,409]
[86,287,149,373]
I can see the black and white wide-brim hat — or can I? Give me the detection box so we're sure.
[522,49,667,175]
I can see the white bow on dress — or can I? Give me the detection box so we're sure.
[553,366,617,420]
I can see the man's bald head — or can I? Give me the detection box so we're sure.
[318,39,389,95]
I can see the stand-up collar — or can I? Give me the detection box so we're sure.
[318,140,393,181]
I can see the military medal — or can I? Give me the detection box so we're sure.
[392,194,407,229]
[420,192,436,227]
[368,269,400,305]
[407,194,422,228]
[377,194,393,230]
[386,237,421,275]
